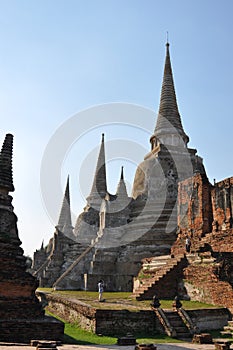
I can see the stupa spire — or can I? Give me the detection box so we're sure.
[120,165,124,180]
[116,166,128,198]
[40,240,44,250]
[56,175,73,233]
[87,133,107,205]
[150,42,189,149]
[0,133,14,193]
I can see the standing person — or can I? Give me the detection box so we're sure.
[151,293,161,308]
[185,235,191,253]
[98,279,104,302]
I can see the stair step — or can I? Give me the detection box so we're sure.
[133,254,186,299]
[223,326,233,331]
[174,326,189,331]
[221,331,233,336]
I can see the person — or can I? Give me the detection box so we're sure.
[185,235,191,253]
[151,293,161,308]
[173,295,182,309]
[98,279,104,302]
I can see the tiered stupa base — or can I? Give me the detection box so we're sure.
[0,186,64,342]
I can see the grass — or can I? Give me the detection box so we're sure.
[63,323,117,345]
[40,289,222,345]
[47,310,183,345]
[38,288,219,311]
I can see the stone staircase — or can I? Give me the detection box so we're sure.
[221,320,233,337]
[152,307,193,340]
[133,254,187,300]
[165,310,192,340]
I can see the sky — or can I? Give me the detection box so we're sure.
[0,0,233,257]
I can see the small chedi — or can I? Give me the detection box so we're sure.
[0,134,64,343]
[32,42,233,314]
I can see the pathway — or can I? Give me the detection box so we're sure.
[0,343,217,350]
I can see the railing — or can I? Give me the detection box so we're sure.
[177,307,199,334]
[33,253,52,277]
[53,243,94,289]
[53,232,104,289]
[152,307,176,338]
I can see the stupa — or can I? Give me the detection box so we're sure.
[0,133,64,343]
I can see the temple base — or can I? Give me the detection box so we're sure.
[0,316,64,343]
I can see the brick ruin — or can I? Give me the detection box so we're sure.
[170,174,233,311]
[133,173,233,312]
[0,134,64,343]
[31,42,233,314]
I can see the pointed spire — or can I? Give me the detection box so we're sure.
[40,240,44,250]
[0,133,14,192]
[56,175,73,233]
[120,166,124,180]
[116,166,128,198]
[151,43,189,149]
[87,133,107,205]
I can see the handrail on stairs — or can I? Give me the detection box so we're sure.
[177,307,199,335]
[52,241,95,289]
[33,252,53,277]
[53,230,104,289]
[152,307,176,338]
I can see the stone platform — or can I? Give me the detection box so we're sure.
[0,317,63,343]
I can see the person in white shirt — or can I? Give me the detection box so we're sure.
[98,279,104,302]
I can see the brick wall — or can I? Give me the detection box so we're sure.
[206,230,233,252]
[176,175,233,238]
[187,308,231,331]
[45,293,96,332]
[45,293,230,336]
[172,175,233,256]
[212,177,233,231]
[0,317,64,343]
[183,263,233,312]
[96,309,159,336]
[177,173,213,239]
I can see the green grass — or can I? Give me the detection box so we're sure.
[160,299,218,309]
[38,289,219,311]
[63,323,117,345]
[41,291,224,345]
[47,310,183,345]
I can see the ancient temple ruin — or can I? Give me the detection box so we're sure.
[0,134,64,342]
[32,42,233,311]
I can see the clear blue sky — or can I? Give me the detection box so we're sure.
[0,0,232,256]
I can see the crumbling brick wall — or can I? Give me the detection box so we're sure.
[212,177,233,231]
[177,173,213,239]
[183,262,233,312]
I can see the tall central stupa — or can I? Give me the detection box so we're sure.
[32,42,207,291]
